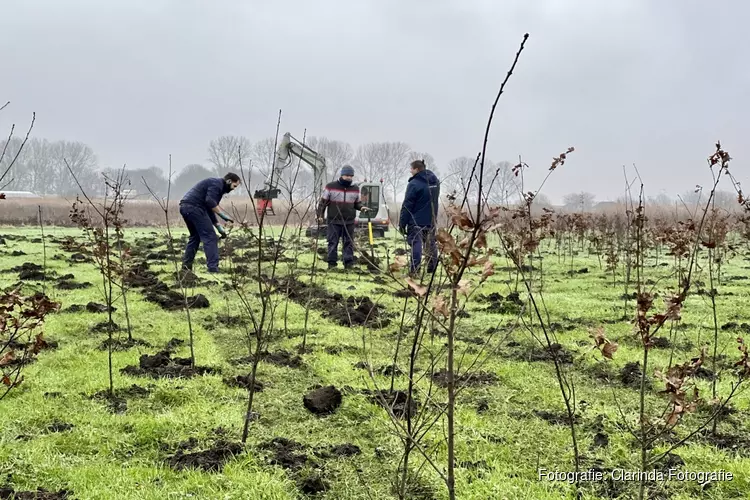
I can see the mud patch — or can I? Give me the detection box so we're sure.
[86,302,116,313]
[303,385,342,415]
[120,350,216,379]
[698,431,750,455]
[0,488,71,499]
[533,410,580,426]
[362,389,418,419]
[91,320,120,333]
[263,350,303,369]
[90,384,151,413]
[321,296,390,328]
[145,289,210,311]
[620,362,648,389]
[12,262,47,281]
[98,337,151,351]
[260,437,309,470]
[431,369,498,388]
[167,440,243,472]
[482,291,524,315]
[223,375,265,392]
[56,280,92,290]
[510,342,574,364]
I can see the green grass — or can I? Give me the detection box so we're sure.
[1,226,750,499]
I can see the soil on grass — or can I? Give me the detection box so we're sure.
[10,250,27,256]
[124,262,161,288]
[223,375,265,392]
[68,253,91,264]
[698,430,750,455]
[98,337,151,351]
[204,314,244,329]
[262,350,303,369]
[259,437,361,471]
[167,440,243,472]
[144,288,210,311]
[267,276,391,328]
[120,350,216,379]
[620,361,649,389]
[56,280,92,290]
[164,337,184,351]
[362,389,418,419]
[12,262,47,281]
[91,320,120,333]
[0,488,71,499]
[482,291,524,315]
[303,385,342,414]
[90,384,151,413]
[86,302,116,313]
[431,369,498,388]
[508,342,574,364]
[533,410,580,426]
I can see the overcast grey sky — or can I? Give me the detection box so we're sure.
[2,0,748,203]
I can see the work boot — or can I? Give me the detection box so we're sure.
[344,262,354,270]
[327,262,337,270]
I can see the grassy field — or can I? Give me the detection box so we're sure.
[1,225,750,499]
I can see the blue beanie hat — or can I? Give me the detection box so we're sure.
[340,165,355,177]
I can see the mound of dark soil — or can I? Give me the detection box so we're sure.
[362,389,418,419]
[56,280,92,290]
[322,295,389,327]
[513,343,574,364]
[167,440,243,472]
[98,338,151,351]
[260,437,310,470]
[303,385,342,415]
[431,369,498,388]
[650,337,671,349]
[0,488,71,499]
[205,314,244,328]
[223,375,264,392]
[145,289,209,311]
[164,338,184,351]
[297,474,329,495]
[698,431,750,454]
[263,350,303,369]
[121,350,216,379]
[91,320,120,333]
[90,384,151,413]
[483,291,524,315]
[124,262,161,288]
[68,252,91,263]
[620,362,646,388]
[10,250,27,256]
[13,262,46,281]
[86,302,116,313]
[533,410,580,426]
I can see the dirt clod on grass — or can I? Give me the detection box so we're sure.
[56,280,92,290]
[0,488,71,499]
[167,440,243,472]
[86,302,116,313]
[303,385,342,415]
[91,320,120,333]
[362,389,418,419]
[98,338,151,351]
[533,410,580,426]
[223,375,264,392]
[431,369,498,388]
[121,350,215,379]
[263,350,303,369]
[260,437,309,470]
[145,288,210,311]
[620,361,647,388]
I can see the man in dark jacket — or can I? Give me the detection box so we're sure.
[179,173,240,273]
[317,165,370,269]
[399,160,440,275]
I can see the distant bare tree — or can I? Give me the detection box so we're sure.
[173,164,214,198]
[53,141,98,196]
[0,101,35,192]
[562,191,596,211]
[305,136,354,182]
[208,136,251,176]
[355,141,411,201]
[444,157,517,206]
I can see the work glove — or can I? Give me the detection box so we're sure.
[218,212,234,223]
[215,224,227,239]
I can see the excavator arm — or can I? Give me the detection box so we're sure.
[254,132,327,210]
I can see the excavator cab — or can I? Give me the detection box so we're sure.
[254,187,281,216]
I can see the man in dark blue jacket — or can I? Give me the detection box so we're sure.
[179,173,240,273]
[399,160,440,275]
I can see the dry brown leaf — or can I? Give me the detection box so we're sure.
[406,277,428,297]
[389,255,408,273]
[432,295,450,318]
[0,351,15,367]
[456,279,471,297]
[481,260,495,280]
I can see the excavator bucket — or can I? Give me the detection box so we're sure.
[256,198,275,216]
